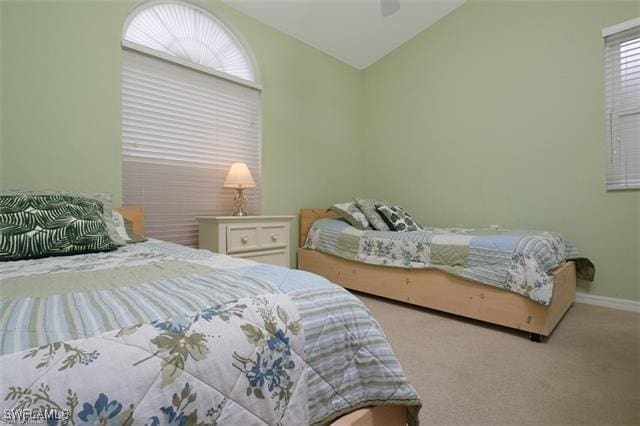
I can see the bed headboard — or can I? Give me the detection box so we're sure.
[115,206,144,235]
[299,208,338,247]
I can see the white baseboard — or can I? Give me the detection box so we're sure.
[575,292,640,313]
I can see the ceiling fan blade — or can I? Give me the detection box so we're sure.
[381,0,400,17]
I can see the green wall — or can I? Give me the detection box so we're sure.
[2,0,638,300]
[0,0,3,173]
[0,0,363,263]
[363,1,640,300]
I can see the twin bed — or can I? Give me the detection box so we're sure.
[298,208,594,342]
[0,207,419,426]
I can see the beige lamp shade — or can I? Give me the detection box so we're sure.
[223,162,256,189]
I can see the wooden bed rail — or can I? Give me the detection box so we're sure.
[299,247,576,338]
[299,208,338,247]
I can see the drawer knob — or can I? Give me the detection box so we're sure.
[270,233,278,242]
[241,236,249,244]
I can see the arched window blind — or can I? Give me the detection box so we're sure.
[122,2,261,246]
[123,2,255,82]
[604,20,640,190]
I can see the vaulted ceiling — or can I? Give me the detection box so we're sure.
[223,0,465,69]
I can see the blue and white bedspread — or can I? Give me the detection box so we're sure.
[0,240,420,425]
[305,219,595,306]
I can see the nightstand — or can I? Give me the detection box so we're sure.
[197,215,295,267]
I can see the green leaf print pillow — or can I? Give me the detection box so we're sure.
[0,193,118,261]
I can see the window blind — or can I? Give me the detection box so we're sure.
[604,24,640,190]
[122,49,261,246]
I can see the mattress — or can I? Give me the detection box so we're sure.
[0,240,421,425]
[304,218,594,306]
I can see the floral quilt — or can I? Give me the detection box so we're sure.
[2,295,306,425]
[0,240,421,425]
[304,218,595,306]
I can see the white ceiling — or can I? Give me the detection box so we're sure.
[223,0,465,70]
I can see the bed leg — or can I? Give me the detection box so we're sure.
[529,333,542,343]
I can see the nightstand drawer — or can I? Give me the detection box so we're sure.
[259,224,287,249]
[235,249,288,267]
[227,225,259,253]
[198,215,294,267]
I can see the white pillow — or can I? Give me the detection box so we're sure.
[112,211,132,242]
[330,201,370,230]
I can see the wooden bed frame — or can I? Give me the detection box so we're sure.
[116,206,406,426]
[115,206,144,235]
[297,208,576,342]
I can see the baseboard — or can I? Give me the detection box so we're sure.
[575,292,640,313]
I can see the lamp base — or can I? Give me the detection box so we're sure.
[232,188,249,216]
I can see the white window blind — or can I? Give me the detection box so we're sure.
[604,22,640,190]
[122,49,261,246]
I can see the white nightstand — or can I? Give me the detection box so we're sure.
[197,215,295,267]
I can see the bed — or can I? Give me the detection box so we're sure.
[297,209,595,341]
[0,207,420,425]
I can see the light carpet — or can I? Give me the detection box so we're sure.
[356,293,640,425]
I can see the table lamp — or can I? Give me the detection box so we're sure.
[223,162,256,216]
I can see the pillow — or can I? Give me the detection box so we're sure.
[125,218,148,243]
[376,204,422,232]
[0,189,125,246]
[330,202,370,230]
[113,211,148,244]
[83,192,126,246]
[0,194,118,261]
[112,210,130,241]
[355,198,390,231]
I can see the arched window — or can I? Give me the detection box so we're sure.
[123,2,256,82]
[122,1,261,246]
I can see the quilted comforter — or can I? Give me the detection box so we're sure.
[0,240,420,425]
[304,218,594,306]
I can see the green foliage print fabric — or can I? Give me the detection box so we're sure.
[0,190,125,246]
[0,194,117,261]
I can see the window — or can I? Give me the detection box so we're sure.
[122,2,261,246]
[604,19,640,190]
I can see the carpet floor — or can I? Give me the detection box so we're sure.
[356,293,640,425]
